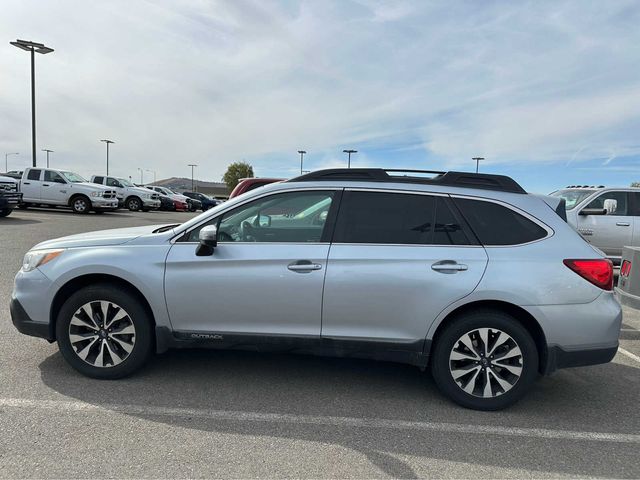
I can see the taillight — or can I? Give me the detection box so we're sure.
[563,259,614,291]
[621,260,632,278]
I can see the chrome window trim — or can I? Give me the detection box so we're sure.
[172,186,341,244]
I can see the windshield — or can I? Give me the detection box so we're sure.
[550,189,596,210]
[60,171,87,183]
[118,177,135,187]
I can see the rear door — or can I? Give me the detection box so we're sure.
[20,169,43,202]
[577,190,633,261]
[321,190,488,346]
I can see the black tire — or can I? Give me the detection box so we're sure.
[0,208,12,217]
[56,284,154,379]
[18,203,28,209]
[70,195,91,214]
[431,310,538,411]
[126,196,141,211]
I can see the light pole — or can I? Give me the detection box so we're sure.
[297,150,306,175]
[4,152,19,172]
[145,169,156,183]
[137,168,143,184]
[343,149,357,168]
[42,149,53,168]
[188,164,198,191]
[100,139,114,175]
[10,39,54,168]
[472,157,484,173]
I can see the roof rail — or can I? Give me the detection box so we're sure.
[288,168,526,194]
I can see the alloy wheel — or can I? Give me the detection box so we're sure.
[449,327,523,398]
[68,300,136,368]
[73,198,88,212]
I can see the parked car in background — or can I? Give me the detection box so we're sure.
[91,175,161,211]
[157,194,176,211]
[0,174,22,217]
[4,171,23,180]
[146,185,193,211]
[229,177,282,199]
[550,186,640,265]
[11,168,621,410]
[182,191,218,211]
[19,168,118,214]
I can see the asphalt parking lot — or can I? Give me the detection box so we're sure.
[1,208,639,479]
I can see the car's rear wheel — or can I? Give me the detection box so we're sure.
[56,284,153,379]
[431,310,538,411]
[70,195,90,214]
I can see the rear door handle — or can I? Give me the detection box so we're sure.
[616,222,630,227]
[23,182,30,185]
[431,261,468,273]
[42,184,50,187]
[287,261,322,272]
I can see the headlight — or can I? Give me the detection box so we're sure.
[22,249,64,272]
[90,191,100,197]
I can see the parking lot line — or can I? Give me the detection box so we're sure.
[618,347,640,364]
[1,397,639,444]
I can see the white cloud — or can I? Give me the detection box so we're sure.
[1,0,639,181]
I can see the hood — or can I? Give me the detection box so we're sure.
[73,182,113,192]
[130,186,155,196]
[0,175,18,184]
[32,224,175,249]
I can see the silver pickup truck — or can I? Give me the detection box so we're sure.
[550,186,640,265]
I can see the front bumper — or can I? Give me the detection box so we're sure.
[142,198,161,209]
[0,192,23,209]
[10,297,53,341]
[92,197,119,210]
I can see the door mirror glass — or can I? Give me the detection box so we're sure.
[603,199,617,215]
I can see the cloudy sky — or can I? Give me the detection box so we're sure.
[2,0,639,192]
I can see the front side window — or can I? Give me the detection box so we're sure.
[44,171,66,183]
[550,189,595,210]
[332,191,469,245]
[453,198,548,245]
[187,191,334,242]
[106,177,121,187]
[584,191,628,216]
[27,169,41,181]
[60,171,87,183]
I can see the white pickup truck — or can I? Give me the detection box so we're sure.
[20,167,119,214]
[91,175,161,211]
[0,174,22,217]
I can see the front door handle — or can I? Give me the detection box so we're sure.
[431,261,468,273]
[42,184,50,187]
[23,182,30,185]
[616,222,631,227]
[287,261,322,272]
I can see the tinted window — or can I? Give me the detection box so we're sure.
[93,176,104,184]
[334,191,444,245]
[188,191,334,242]
[454,198,547,245]
[631,192,640,216]
[44,171,65,183]
[27,169,41,181]
[433,198,470,245]
[106,177,120,187]
[585,191,628,216]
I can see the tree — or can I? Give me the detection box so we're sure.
[631,182,640,187]
[222,161,254,191]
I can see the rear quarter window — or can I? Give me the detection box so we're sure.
[453,198,548,246]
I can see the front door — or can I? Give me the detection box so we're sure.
[41,170,69,205]
[577,191,633,261]
[321,190,488,345]
[164,189,338,336]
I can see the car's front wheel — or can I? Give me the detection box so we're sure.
[70,195,90,214]
[56,284,153,379]
[127,197,141,211]
[0,208,13,217]
[431,310,538,411]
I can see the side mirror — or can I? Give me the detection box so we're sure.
[579,208,607,216]
[603,199,617,215]
[195,225,218,256]
[257,214,271,227]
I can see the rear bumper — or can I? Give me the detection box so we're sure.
[615,287,640,310]
[544,344,618,374]
[10,297,53,341]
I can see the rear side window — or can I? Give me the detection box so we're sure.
[333,191,471,245]
[27,169,41,181]
[453,198,547,246]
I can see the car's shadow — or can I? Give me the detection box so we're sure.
[39,349,640,478]
[0,216,41,225]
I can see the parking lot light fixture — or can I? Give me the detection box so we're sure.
[472,157,485,173]
[343,149,357,168]
[145,169,157,183]
[188,164,198,191]
[100,139,114,175]
[137,167,143,184]
[42,149,53,168]
[10,39,54,168]
[4,152,19,172]
[298,150,306,175]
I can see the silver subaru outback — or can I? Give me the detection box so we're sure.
[11,169,622,410]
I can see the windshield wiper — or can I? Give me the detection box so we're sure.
[152,224,180,233]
